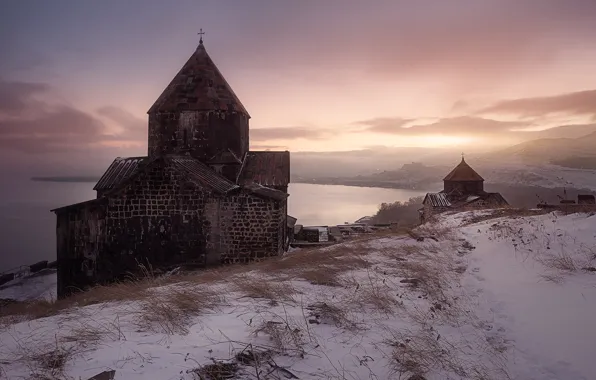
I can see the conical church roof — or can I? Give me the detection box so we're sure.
[443,157,484,181]
[148,41,249,116]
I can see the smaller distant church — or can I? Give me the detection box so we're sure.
[52,34,291,298]
[420,156,509,222]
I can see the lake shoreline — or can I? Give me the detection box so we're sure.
[3,182,426,271]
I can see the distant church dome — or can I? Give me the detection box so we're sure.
[443,157,484,182]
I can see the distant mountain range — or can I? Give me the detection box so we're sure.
[31,176,100,183]
[486,131,596,167]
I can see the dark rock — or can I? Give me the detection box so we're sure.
[400,278,420,286]
[0,273,15,286]
[87,370,116,380]
[29,260,48,273]
[407,375,426,380]
[582,267,596,272]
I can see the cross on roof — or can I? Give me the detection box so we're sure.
[461,152,465,160]
[198,28,205,44]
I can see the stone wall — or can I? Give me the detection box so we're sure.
[56,159,286,298]
[148,110,249,161]
[211,191,286,264]
[421,203,450,222]
[55,199,107,297]
[103,159,213,280]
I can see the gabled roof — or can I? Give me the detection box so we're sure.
[483,192,509,206]
[423,193,452,207]
[51,197,107,213]
[167,155,239,194]
[94,157,149,192]
[148,41,249,116]
[237,151,290,187]
[443,158,484,182]
[243,183,288,201]
[95,155,239,196]
[92,154,290,200]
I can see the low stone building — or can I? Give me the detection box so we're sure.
[52,37,291,298]
[420,157,509,222]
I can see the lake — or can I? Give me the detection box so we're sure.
[0,180,426,271]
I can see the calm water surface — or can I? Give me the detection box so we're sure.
[0,181,426,271]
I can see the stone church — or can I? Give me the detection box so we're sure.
[52,37,291,298]
[420,157,509,222]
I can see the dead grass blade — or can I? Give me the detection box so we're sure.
[388,327,507,380]
[135,286,223,335]
[251,320,306,356]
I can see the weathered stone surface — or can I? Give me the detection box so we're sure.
[55,158,287,297]
[53,40,290,299]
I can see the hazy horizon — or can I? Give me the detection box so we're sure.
[2,0,596,178]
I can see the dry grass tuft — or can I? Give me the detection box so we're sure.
[536,250,578,272]
[539,273,565,284]
[0,265,238,322]
[252,319,306,356]
[389,257,453,305]
[355,285,402,315]
[348,270,403,315]
[135,286,223,335]
[12,339,75,380]
[0,233,384,323]
[306,301,361,330]
[192,360,239,380]
[229,274,297,303]
[389,328,505,380]
[260,241,374,288]
[61,313,127,347]
[30,348,71,373]
[298,266,344,287]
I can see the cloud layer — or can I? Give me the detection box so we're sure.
[0,79,107,153]
[2,0,596,175]
[479,89,596,120]
[0,80,148,158]
[250,126,330,141]
[223,0,596,88]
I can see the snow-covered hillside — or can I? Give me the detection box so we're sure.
[0,210,595,380]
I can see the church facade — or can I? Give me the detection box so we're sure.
[52,38,290,298]
[420,157,509,222]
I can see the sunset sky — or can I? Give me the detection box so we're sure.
[2,0,596,176]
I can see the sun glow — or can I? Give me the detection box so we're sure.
[409,135,477,147]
